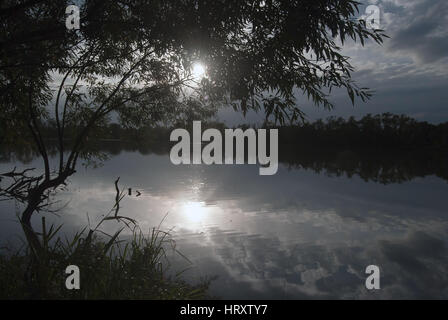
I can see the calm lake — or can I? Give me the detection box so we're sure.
[1,145,448,299]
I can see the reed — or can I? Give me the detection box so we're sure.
[0,178,210,300]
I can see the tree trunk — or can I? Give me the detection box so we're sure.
[20,168,76,256]
[21,190,45,256]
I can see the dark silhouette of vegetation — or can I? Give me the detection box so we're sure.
[31,112,448,150]
[0,0,387,257]
[277,113,448,183]
[0,0,388,299]
[2,113,447,185]
[277,113,448,149]
[0,179,211,299]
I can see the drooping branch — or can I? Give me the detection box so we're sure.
[64,47,156,172]
[55,42,101,173]
[27,80,50,181]
[0,168,42,203]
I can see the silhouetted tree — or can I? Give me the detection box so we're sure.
[0,0,387,253]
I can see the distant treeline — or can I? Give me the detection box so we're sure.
[276,113,448,149]
[49,113,448,149]
[1,113,447,149]
[2,113,448,184]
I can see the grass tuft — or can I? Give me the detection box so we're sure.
[0,178,211,300]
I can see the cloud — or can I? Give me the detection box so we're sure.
[383,0,448,64]
[217,0,448,125]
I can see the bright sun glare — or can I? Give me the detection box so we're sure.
[182,201,206,223]
[192,62,206,79]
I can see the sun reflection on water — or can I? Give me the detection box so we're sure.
[181,201,207,223]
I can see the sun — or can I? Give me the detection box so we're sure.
[192,62,206,79]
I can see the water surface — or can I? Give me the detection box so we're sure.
[1,147,447,299]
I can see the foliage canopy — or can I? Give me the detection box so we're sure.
[0,0,387,251]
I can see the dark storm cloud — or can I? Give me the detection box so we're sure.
[219,0,448,125]
[385,0,448,63]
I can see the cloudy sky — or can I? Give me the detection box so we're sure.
[219,0,448,125]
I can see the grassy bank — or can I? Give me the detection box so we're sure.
[0,179,210,300]
[0,229,210,300]
[0,223,210,300]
